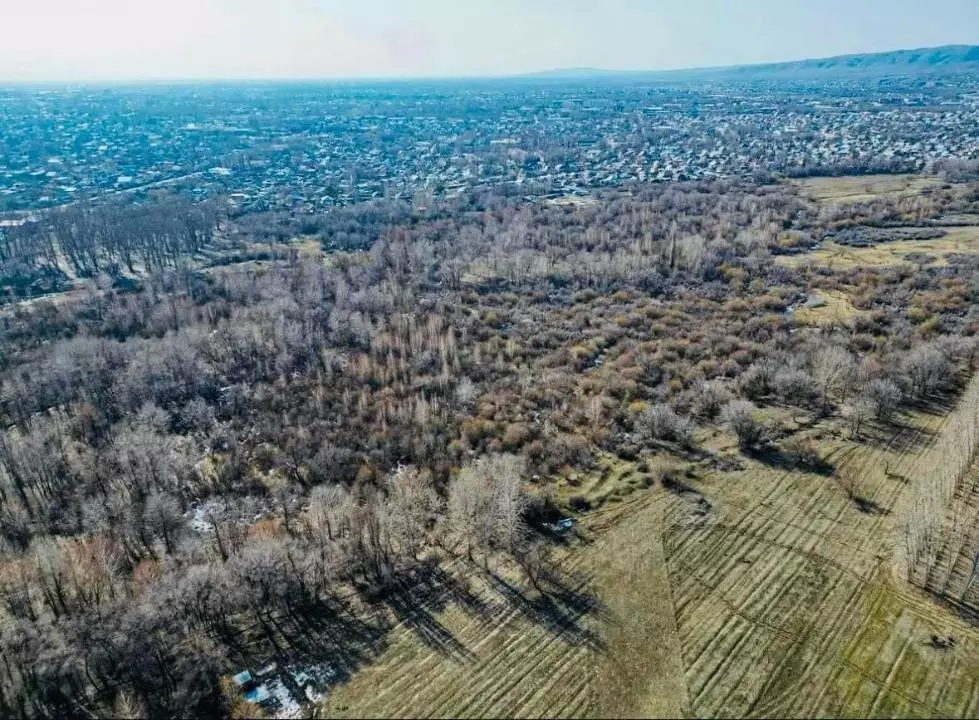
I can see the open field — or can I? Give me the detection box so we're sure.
[791,289,865,325]
[317,388,979,718]
[777,226,979,269]
[793,174,945,204]
[662,399,979,718]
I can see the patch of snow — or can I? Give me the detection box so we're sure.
[267,678,300,719]
[188,499,224,534]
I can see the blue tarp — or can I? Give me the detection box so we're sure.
[244,685,271,704]
[232,670,252,687]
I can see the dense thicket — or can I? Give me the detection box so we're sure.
[0,197,222,301]
[1,178,978,717]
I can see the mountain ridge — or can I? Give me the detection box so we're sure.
[524,44,979,82]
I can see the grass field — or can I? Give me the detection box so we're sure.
[777,226,979,269]
[316,386,979,718]
[793,175,944,204]
[791,290,864,325]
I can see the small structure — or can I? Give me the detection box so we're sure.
[552,518,575,535]
[244,685,272,705]
[232,670,252,688]
[233,668,275,710]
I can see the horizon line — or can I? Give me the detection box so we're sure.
[1,42,976,88]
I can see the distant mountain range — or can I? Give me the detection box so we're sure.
[526,45,979,82]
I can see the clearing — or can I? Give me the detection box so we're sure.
[790,289,864,325]
[777,226,979,269]
[318,388,979,718]
[793,174,944,204]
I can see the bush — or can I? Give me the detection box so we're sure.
[739,360,778,400]
[783,436,821,468]
[636,404,695,447]
[690,380,732,420]
[720,400,767,449]
[772,367,817,407]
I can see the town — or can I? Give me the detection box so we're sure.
[2,70,978,213]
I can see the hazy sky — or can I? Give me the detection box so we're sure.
[2,0,978,82]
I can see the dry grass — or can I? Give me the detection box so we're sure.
[659,400,979,718]
[316,399,979,719]
[777,226,979,269]
[588,495,690,718]
[792,289,864,325]
[793,174,943,204]
[552,454,653,512]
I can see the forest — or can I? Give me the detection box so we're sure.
[1,176,979,717]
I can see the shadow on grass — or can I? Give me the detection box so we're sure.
[744,444,835,476]
[850,415,939,455]
[852,495,890,516]
[223,597,389,690]
[365,559,488,662]
[225,548,610,699]
[483,565,606,652]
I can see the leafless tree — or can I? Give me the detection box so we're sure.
[448,454,529,562]
[384,466,441,560]
[143,491,184,555]
[721,400,767,449]
[859,378,902,423]
[902,343,956,399]
[812,345,856,405]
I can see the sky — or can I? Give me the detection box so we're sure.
[1,0,978,83]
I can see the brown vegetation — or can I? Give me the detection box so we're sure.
[1,176,979,716]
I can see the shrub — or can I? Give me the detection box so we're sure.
[772,367,817,407]
[690,380,732,419]
[636,403,695,447]
[783,436,821,468]
[739,359,778,400]
[720,399,767,449]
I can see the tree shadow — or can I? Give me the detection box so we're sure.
[364,560,486,662]
[483,567,606,652]
[226,549,610,696]
[661,472,714,519]
[907,392,959,417]
[224,598,389,691]
[744,444,835,476]
[852,495,890,516]
[852,416,938,455]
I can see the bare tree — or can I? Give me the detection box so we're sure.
[902,343,956,399]
[448,464,493,562]
[447,454,529,562]
[859,378,902,423]
[844,399,874,438]
[487,454,530,555]
[143,491,184,556]
[812,345,856,406]
[689,380,732,420]
[720,400,767,449]
[384,466,441,560]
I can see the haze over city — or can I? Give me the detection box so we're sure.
[2,0,979,82]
